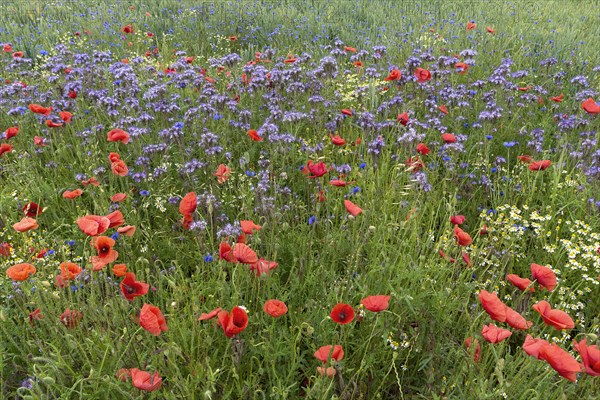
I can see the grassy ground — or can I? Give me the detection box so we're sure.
[0,0,599,398]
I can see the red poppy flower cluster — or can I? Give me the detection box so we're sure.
[475,260,593,381]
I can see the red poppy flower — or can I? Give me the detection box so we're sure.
[438,105,448,114]
[353,61,363,68]
[361,295,390,312]
[539,343,582,382]
[505,306,533,330]
[263,299,288,317]
[122,25,134,34]
[517,155,533,163]
[506,274,534,292]
[130,369,162,392]
[5,126,18,140]
[478,290,507,322]
[29,308,43,326]
[416,143,430,155]
[60,261,82,280]
[550,94,563,103]
[414,68,431,83]
[214,164,231,184]
[91,236,118,271]
[68,90,77,99]
[528,160,551,171]
[283,53,296,64]
[0,242,11,257]
[397,112,409,126]
[113,264,127,277]
[45,120,63,128]
[384,69,401,81]
[481,323,512,344]
[198,307,222,321]
[107,128,130,144]
[406,156,424,172]
[120,272,149,301]
[464,337,481,362]
[343,46,357,53]
[59,111,73,123]
[3,44,12,52]
[60,309,83,328]
[314,345,344,363]
[217,306,248,337]
[453,225,472,246]
[63,189,83,199]
[6,263,36,281]
[454,62,469,74]
[247,129,263,142]
[28,104,52,116]
[518,86,532,92]
[179,192,197,217]
[111,193,127,202]
[329,179,350,187]
[523,335,550,360]
[442,133,457,143]
[450,215,465,225]
[22,202,42,218]
[330,133,346,146]
[530,263,556,291]
[466,21,476,30]
[240,220,261,235]
[139,303,168,336]
[13,217,39,232]
[305,160,329,178]
[486,27,495,34]
[344,200,363,217]
[77,215,110,236]
[33,136,47,146]
[533,300,574,330]
[0,143,14,157]
[219,241,237,263]
[115,225,134,237]
[582,97,600,114]
[573,338,600,376]
[232,243,258,264]
[330,303,355,324]
[250,258,278,276]
[110,160,128,176]
[81,177,100,186]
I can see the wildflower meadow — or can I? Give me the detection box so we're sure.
[1,0,599,398]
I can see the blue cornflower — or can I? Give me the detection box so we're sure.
[491,167,497,173]
[359,162,366,169]
[351,186,361,195]
[486,135,493,140]
[66,240,75,246]
[111,232,119,240]
[246,170,255,177]
[308,216,316,225]
[140,190,150,196]
[204,254,213,262]
[503,141,517,147]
